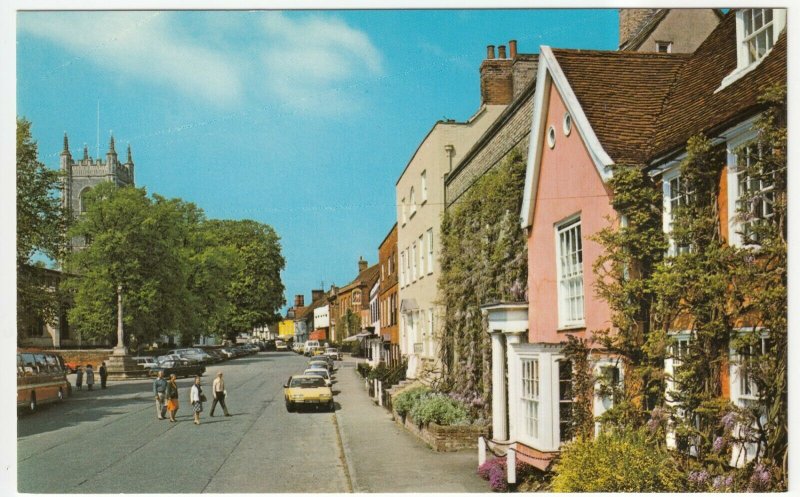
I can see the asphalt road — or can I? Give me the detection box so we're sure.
[17,352,350,493]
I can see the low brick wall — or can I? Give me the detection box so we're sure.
[392,409,490,452]
[46,349,112,368]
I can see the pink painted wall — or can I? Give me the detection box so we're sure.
[527,84,615,344]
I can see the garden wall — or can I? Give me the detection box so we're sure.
[392,409,490,452]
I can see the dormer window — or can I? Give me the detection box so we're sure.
[718,9,785,92]
[742,9,775,65]
[656,41,672,53]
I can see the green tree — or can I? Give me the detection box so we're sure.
[64,183,195,345]
[203,219,286,340]
[16,117,69,331]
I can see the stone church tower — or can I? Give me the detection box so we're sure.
[61,133,135,249]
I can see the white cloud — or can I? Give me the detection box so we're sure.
[18,11,243,105]
[258,12,384,114]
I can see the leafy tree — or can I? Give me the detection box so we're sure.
[64,183,195,345]
[203,219,286,340]
[16,117,69,331]
[438,148,527,404]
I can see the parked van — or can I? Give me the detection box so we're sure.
[303,340,320,356]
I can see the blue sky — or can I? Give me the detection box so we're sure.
[16,9,618,313]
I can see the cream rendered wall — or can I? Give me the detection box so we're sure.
[637,9,721,54]
[396,104,506,378]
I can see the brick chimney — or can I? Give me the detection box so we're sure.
[294,294,305,308]
[480,41,515,106]
[358,256,368,273]
[619,9,660,48]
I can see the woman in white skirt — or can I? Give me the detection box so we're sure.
[190,375,205,425]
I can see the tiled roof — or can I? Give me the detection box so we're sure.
[551,48,689,164]
[337,264,381,294]
[650,11,787,159]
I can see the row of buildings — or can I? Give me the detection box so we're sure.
[289,7,786,469]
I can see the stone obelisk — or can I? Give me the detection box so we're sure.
[105,284,144,379]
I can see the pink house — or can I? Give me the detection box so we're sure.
[481,8,786,477]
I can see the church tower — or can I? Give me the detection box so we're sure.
[61,132,136,249]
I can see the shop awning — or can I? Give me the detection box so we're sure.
[309,329,327,341]
[342,331,374,342]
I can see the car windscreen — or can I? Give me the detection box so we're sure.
[290,377,326,388]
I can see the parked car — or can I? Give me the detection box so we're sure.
[303,340,320,356]
[203,349,225,363]
[324,347,341,361]
[133,356,158,369]
[283,375,334,412]
[219,348,236,359]
[166,348,212,365]
[149,359,205,379]
[275,340,288,351]
[293,343,305,354]
[308,357,333,373]
[303,368,332,387]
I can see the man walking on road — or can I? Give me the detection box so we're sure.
[153,370,168,420]
[209,371,231,417]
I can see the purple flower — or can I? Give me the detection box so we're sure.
[748,464,772,491]
[478,458,505,480]
[721,411,737,430]
[712,436,727,453]
[688,470,709,485]
[712,476,724,490]
[488,465,508,492]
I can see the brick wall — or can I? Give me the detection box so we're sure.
[446,88,534,206]
[480,59,513,106]
[393,408,490,452]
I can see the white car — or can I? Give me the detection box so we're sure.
[275,340,289,351]
[303,368,332,387]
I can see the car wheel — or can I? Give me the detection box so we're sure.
[57,388,64,402]
[29,393,37,413]
[285,401,293,412]
[328,401,335,412]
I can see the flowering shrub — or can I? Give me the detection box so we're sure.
[477,456,536,492]
[392,386,429,417]
[409,393,469,426]
[551,428,682,492]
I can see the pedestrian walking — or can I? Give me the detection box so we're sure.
[153,370,168,420]
[85,364,95,390]
[190,375,205,425]
[209,371,231,417]
[75,366,83,390]
[99,362,108,389]
[166,374,179,422]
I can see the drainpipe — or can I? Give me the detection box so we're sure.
[444,144,455,209]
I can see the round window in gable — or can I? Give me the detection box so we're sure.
[563,113,572,136]
[547,125,556,149]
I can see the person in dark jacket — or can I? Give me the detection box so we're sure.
[166,374,179,422]
[99,362,108,389]
[153,370,168,420]
[75,366,83,390]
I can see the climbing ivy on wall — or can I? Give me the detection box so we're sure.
[437,148,527,405]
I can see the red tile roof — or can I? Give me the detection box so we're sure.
[552,48,689,164]
[650,11,787,159]
[552,10,786,166]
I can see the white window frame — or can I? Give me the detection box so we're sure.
[521,358,540,440]
[409,187,416,217]
[555,216,584,328]
[418,235,425,277]
[400,250,406,287]
[411,242,417,282]
[421,170,428,203]
[662,167,693,256]
[726,124,759,247]
[401,197,407,225]
[427,228,434,274]
[656,40,673,53]
[718,9,785,92]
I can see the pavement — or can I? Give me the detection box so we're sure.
[334,357,487,493]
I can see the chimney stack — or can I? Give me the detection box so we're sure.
[358,256,368,273]
[311,289,324,302]
[480,42,514,106]
[509,40,517,59]
[294,294,305,308]
[498,45,507,59]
